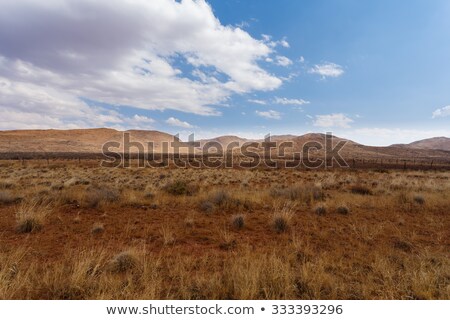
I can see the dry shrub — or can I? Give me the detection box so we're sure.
[82,186,120,208]
[0,181,15,189]
[160,225,176,245]
[413,195,425,205]
[0,191,21,205]
[231,214,245,230]
[270,184,324,204]
[350,184,372,195]
[108,251,141,273]
[163,180,197,196]
[15,200,51,233]
[336,205,350,215]
[218,229,237,251]
[272,203,294,233]
[314,203,327,215]
[199,200,214,213]
[91,223,105,235]
[211,190,230,206]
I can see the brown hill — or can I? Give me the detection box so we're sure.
[0,128,182,153]
[0,129,449,162]
[391,137,450,151]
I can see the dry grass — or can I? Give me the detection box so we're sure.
[15,199,51,233]
[0,160,449,299]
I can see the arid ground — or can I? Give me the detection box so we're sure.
[0,160,449,299]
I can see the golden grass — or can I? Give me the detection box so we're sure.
[0,160,448,299]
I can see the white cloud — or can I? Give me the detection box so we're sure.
[432,105,450,118]
[256,110,281,120]
[275,97,310,106]
[274,56,292,67]
[261,35,290,48]
[0,0,284,129]
[248,99,267,105]
[165,117,194,129]
[313,113,353,128]
[299,56,305,63]
[309,63,344,78]
[280,39,290,48]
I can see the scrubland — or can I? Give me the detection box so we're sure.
[0,160,449,299]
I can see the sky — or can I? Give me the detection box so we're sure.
[0,0,449,146]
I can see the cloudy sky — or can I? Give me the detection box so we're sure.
[0,0,449,145]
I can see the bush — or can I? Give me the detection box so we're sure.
[83,186,120,208]
[314,203,327,215]
[15,200,51,233]
[231,214,245,230]
[272,204,294,233]
[108,251,140,273]
[0,191,21,205]
[163,180,197,196]
[270,184,324,204]
[350,184,371,195]
[413,195,425,205]
[199,200,214,213]
[91,223,105,235]
[336,205,350,215]
[211,190,230,206]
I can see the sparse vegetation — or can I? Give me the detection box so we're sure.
[163,180,197,196]
[0,160,449,299]
[15,200,51,233]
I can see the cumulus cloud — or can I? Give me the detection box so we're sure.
[261,35,290,48]
[309,63,344,78]
[274,56,293,67]
[255,110,281,120]
[432,105,450,118]
[0,0,283,129]
[165,117,194,129]
[313,113,353,128]
[274,97,310,106]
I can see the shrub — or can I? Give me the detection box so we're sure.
[163,180,197,196]
[413,195,425,205]
[314,203,327,215]
[83,186,120,208]
[231,214,245,230]
[272,204,294,233]
[270,184,324,204]
[15,200,51,233]
[336,205,350,215]
[91,223,105,235]
[108,251,140,273]
[211,190,230,206]
[350,184,371,195]
[0,191,21,205]
[199,200,214,213]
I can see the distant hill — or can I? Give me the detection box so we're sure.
[0,128,183,153]
[0,129,449,161]
[391,137,450,151]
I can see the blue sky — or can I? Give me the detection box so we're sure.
[0,0,449,145]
